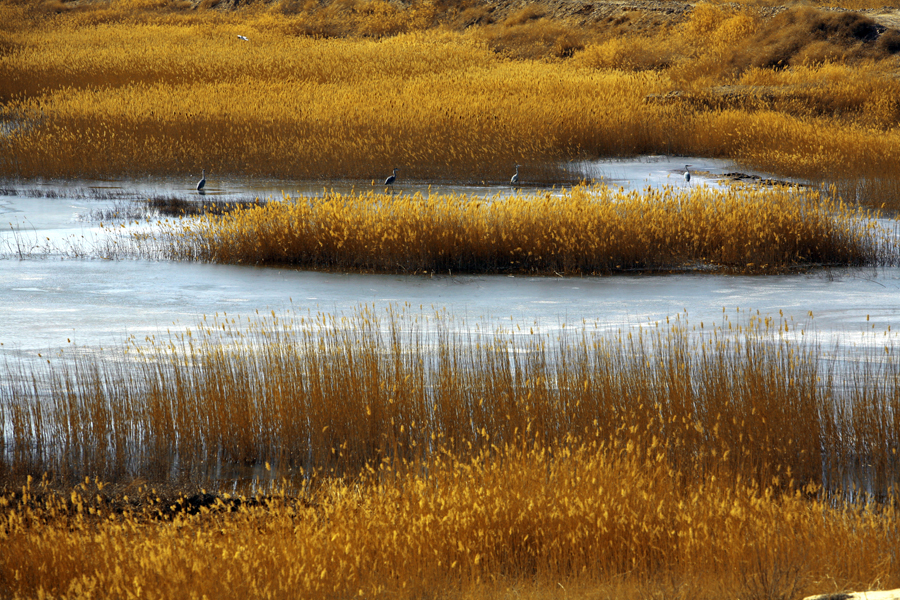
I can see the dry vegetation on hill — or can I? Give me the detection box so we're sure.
[1,0,900,206]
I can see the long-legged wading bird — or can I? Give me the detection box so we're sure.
[384,168,399,190]
[511,164,521,185]
[683,165,691,184]
[197,169,206,191]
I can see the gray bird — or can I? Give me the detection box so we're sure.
[197,169,206,191]
[683,165,691,184]
[511,164,521,185]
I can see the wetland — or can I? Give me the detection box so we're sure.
[2,1,900,598]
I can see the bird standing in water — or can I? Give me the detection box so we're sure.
[384,168,399,191]
[683,165,691,184]
[511,164,521,186]
[197,169,206,191]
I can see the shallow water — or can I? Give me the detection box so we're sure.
[1,157,898,378]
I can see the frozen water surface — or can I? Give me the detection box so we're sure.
[570,155,752,190]
[2,158,899,381]
[2,258,898,352]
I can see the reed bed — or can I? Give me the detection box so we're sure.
[138,184,894,273]
[3,306,899,498]
[2,306,900,598]
[0,449,898,600]
[1,1,900,206]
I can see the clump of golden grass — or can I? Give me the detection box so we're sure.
[0,23,624,183]
[473,5,589,60]
[2,1,900,206]
[136,184,893,273]
[1,419,898,598]
[273,0,446,38]
[3,306,899,500]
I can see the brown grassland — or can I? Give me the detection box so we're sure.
[2,0,900,598]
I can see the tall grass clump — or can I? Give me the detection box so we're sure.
[138,184,894,273]
[3,306,899,499]
[0,448,898,600]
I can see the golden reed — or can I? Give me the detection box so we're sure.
[1,306,899,599]
[137,184,892,273]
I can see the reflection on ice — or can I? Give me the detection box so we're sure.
[1,256,899,369]
[571,155,736,190]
